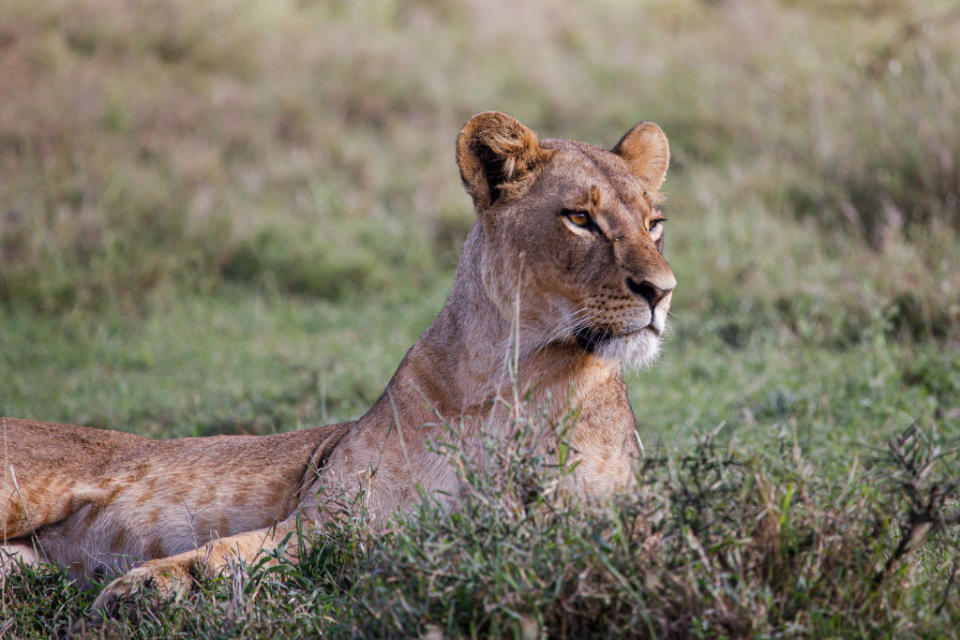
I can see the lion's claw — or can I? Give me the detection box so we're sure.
[91,561,193,617]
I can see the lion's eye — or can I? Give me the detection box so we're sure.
[566,210,591,227]
[648,218,665,235]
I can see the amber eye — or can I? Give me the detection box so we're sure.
[567,210,590,227]
[648,218,665,235]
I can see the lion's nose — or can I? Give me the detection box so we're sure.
[626,278,672,310]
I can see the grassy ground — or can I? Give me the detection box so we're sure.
[2,0,959,637]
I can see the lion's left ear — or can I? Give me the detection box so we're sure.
[611,122,670,192]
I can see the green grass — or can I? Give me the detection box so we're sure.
[4,418,959,638]
[0,283,447,437]
[2,0,960,637]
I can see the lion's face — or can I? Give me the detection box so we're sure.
[457,113,676,370]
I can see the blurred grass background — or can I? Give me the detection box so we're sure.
[1,0,958,449]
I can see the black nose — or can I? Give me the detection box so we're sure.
[626,278,671,309]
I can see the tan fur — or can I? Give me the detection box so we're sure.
[1,112,676,615]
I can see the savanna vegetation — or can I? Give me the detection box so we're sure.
[2,0,959,637]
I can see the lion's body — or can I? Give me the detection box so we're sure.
[1,420,350,578]
[1,112,676,614]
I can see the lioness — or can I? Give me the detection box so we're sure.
[1,111,676,614]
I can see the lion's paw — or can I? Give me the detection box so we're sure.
[91,560,193,617]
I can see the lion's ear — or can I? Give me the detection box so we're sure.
[612,122,670,192]
[456,111,551,210]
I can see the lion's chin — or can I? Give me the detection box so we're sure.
[593,329,662,371]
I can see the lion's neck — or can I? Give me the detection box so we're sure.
[324,223,640,509]
[357,222,636,448]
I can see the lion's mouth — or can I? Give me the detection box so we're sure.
[574,326,613,353]
[574,324,660,353]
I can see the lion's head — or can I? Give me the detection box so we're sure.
[456,111,676,370]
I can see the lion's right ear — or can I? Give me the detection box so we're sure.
[456,111,552,210]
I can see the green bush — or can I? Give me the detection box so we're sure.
[5,417,958,638]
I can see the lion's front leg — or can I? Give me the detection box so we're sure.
[91,516,301,616]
